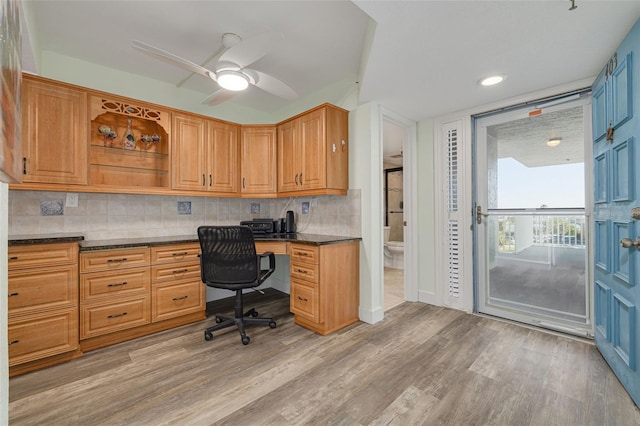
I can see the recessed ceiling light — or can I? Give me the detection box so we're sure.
[547,138,562,147]
[479,75,506,86]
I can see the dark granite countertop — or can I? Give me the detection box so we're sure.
[8,233,85,246]
[9,232,361,250]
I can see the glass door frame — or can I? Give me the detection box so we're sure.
[473,91,595,337]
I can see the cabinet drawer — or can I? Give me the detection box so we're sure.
[80,267,150,303]
[289,244,319,264]
[255,241,288,255]
[80,247,150,273]
[8,265,78,316]
[290,261,319,283]
[152,280,205,323]
[8,243,78,270]
[150,243,200,265]
[8,308,78,366]
[80,297,150,339]
[151,263,201,284]
[290,280,320,323]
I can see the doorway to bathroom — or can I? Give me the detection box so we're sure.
[474,91,592,336]
[383,121,405,310]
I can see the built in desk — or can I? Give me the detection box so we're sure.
[7,232,361,374]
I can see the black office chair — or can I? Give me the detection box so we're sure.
[197,226,277,345]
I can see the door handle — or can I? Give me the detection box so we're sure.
[476,206,489,225]
[620,238,640,248]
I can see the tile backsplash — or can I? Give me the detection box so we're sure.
[8,190,362,240]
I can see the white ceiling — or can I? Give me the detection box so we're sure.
[20,1,640,164]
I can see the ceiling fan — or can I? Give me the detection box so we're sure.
[131,32,298,106]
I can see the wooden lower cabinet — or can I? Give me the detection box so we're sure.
[289,241,359,335]
[79,244,205,352]
[150,243,205,323]
[8,242,81,376]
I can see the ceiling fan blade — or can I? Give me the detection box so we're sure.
[131,40,215,81]
[219,32,284,69]
[201,89,237,106]
[249,69,298,100]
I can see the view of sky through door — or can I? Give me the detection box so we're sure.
[491,105,585,209]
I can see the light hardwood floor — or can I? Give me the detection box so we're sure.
[9,290,640,425]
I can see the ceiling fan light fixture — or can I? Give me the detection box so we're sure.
[546,137,562,147]
[479,75,506,86]
[217,70,249,91]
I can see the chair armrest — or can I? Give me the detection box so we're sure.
[257,251,276,283]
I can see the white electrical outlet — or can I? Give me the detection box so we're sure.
[65,192,78,208]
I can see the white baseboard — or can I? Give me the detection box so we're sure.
[418,289,438,306]
[359,305,384,324]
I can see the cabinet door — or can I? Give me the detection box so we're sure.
[207,121,239,193]
[277,119,299,192]
[21,76,87,184]
[298,108,326,190]
[241,126,276,194]
[9,308,79,366]
[171,113,207,191]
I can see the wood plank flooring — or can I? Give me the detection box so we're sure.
[9,289,640,425]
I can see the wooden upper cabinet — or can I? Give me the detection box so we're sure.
[172,112,238,193]
[277,104,348,195]
[21,75,88,185]
[172,112,207,191]
[241,126,276,195]
[208,120,239,193]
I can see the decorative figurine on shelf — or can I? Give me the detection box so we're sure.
[97,125,117,147]
[140,134,153,149]
[122,118,136,150]
[151,133,161,144]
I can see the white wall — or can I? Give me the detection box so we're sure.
[416,119,437,302]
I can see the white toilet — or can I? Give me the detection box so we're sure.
[383,226,404,269]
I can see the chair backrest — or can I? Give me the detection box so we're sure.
[197,226,258,285]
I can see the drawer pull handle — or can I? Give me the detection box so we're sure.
[107,258,128,263]
[297,296,308,302]
[172,252,188,257]
[173,295,188,301]
[9,339,19,346]
[296,269,308,274]
[8,292,19,297]
[9,256,18,261]
[173,269,188,274]
[107,312,128,319]
[107,282,128,288]
[295,252,308,257]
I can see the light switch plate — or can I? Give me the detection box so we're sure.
[301,201,310,214]
[65,192,78,208]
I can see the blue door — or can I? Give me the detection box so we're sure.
[592,18,640,407]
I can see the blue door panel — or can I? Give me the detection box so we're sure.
[613,293,636,371]
[594,152,608,204]
[592,75,608,141]
[612,138,634,202]
[612,221,635,286]
[595,280,611,340]
[595,220,609,272]
[612,53,633,130]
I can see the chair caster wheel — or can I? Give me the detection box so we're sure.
[204,331,213,341]
[242,336,250,345]
[269,321,277,329]
[251,310,259,317]
[215,317,224,323]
